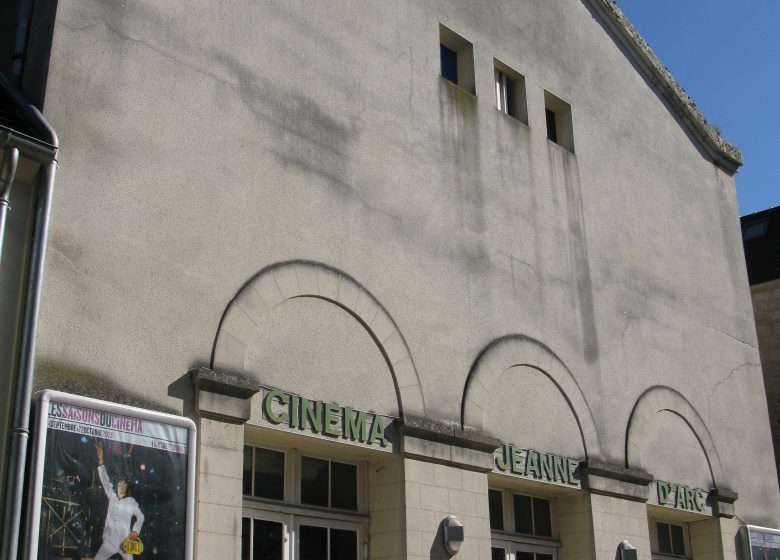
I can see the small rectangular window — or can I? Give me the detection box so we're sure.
[243,446,253,496]
[441,45,458,84]
[301,456,358,511]
[439,24,475,94]
[300,525,328,559]
[513,494,552,537]
[301,456,330,507]
[494,59,528,124]
[331,462,358,510]
[242,517,284,560]
[515,552,553,560]
[657,521,686,556]
[545,109,558,144]
[330,528,358,560]
[254,448,285,500]
[742,218,770,241]
[489,489,504,531]
[532,497,552,537]
[242,517,251,559]
[544,90,574,152]
[243,446,285,500]
[492,490,557,560]
[514,494,533,534]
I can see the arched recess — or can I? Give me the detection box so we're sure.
[625,386,724,487]
[461,335,601,459]
[211,260,425,417]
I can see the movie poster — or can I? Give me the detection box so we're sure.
[30,393,194,560]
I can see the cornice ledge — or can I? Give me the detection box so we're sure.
[400,415,502,453]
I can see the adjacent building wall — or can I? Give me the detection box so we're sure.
[749,279,780,487]
[742,207,780,489]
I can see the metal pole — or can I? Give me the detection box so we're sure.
[1,160,55,560]
[0,147,20,266]
[0,72,58,560]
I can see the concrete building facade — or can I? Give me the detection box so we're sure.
[1,0,779,559]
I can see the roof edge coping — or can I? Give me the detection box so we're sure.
[591,0,743,174]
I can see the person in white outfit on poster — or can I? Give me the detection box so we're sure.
[93,441,144,560]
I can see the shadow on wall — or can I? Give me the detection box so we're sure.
[34,360,177,414]
[211,260,426,418]
[461,334,601,460]
[558,149,598,364]
[428,519,449,560]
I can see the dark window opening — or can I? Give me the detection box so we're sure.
[544,90,574,151]
[513,494,552,537]
[489,489,504,531]
[301,456,358,511]
[330,528,358,560]
[743,218,770,241]
[243,446,285,501]
[241,518,284,560]
[331,461,357,510]
[514,494,533,534]
[657,521,686,556]
[440,44,458,84]
[494,60,528,124]
[439,24,475,94]
[301,456,329,507]
[300,525,328,560]
[545,109,558,144]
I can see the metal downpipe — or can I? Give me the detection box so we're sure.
[0,147,20,265]
[0,73,58,560]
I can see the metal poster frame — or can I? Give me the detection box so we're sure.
[739,524,780,560]
[25,390,197,560]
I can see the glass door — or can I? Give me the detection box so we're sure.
[242,511,289,560]
[295,516,362,560]
[511,545,555,560]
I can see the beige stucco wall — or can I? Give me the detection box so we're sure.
[404,460,491,560]
[30,0,780,556]
[590,494,651,560]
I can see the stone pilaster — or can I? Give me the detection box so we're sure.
[583,460,654,560]
[189,367,260,559]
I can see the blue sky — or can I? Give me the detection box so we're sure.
[616,0,779,216]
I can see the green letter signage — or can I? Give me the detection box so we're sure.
[260,388,391,450]
[694,488,705,512]
[495,444,511,471]
[368,415,388,447]
[657,481,671,505]
[493,444,581,487]
[264,390,289,424]
[323,403,341,437]
[344,408,367,442]
[656,481,707,513]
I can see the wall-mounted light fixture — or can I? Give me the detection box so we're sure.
[443,515,464,556]
[615,540,637,560]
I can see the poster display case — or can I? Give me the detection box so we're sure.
[739,525,780,560]
[26,391,196,560]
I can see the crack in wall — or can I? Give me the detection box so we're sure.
[709,362,758,400]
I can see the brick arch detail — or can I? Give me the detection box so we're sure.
[461,335,601,459]
[211,261,425,417]
[625,386,724,486]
